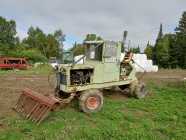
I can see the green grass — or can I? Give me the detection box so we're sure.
[0,64,53,76]
[0,84,186,140]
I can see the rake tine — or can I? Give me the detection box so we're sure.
[22,98,32,117]
[26,102,39,119]
[14,94,24,110]
[32,105,47,122]
[32,105,45,122]
[18,96,27,114]
[30,105,42,122]
[15,94,25,112]
[37,108,51,125]
[35,106,49,123]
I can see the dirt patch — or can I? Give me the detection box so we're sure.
[0,123,7,131]
[0,74,54,118]
[138,69,186,85]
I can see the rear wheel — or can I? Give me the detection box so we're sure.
[118,84,130,95]
[79,89,103,113]
[134,83,148,99]
[130,81,148,99]
[119,81,148,99]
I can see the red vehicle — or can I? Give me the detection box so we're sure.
[0,57,29,70]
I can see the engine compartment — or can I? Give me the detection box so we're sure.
[70,69,93,85]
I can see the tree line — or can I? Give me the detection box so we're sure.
[144,11,186,69]
[0,16,64,63]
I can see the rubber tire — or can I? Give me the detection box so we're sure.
[134,83,148,99]
[79,89,103,113]
[118,85,130,94]
[129,80,138,97]
[130,81,148,99]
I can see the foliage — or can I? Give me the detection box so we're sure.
[0,16,18,54]
[71,43,85,56]
[54,29,65,61]
[156,35,170,68]
[6,49,47,63]
[165,34,178,68]
[22,27,60,59]
[175,11,186,69]
[130,46,140,53]
[45,34,60,58]
[152,24,163,65]
[84,34,103,41]
[0,16,63,63]
[144,42,153,59]
[144,11,186,69]
[0,83,186,140]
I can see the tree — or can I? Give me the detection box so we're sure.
[54,29,65,61]
[175,11,186,35]
[45,34,60,58]
[23,26,60,58]
[153,23,163,65]
[156,35,170,68]
[175,11,186,68]
[0,16,17,54]
[144,41,153,59]
[152,24,174,68]
[84,34,103,41]
[71,42,85,56]
[168,34,179,68]
[157,23,163,40]
[130,46,140,53]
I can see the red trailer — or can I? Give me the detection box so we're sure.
[0,57,29,70]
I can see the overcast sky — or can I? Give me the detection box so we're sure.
[0,0,186,50]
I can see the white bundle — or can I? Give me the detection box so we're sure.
[133,54,158,72]
[152,65,158,72]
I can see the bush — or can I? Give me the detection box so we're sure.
[6,49,48,63]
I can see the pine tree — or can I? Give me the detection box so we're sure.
[144,41,153,59]
[130,46,140,53]
[156,35,170,68]
[157,23,163,40]
[153,23,163,65]
[168,34,179,68]
[175,11,186,68]
[175,12,186,35]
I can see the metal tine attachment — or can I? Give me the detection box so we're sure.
[14,88,60,125]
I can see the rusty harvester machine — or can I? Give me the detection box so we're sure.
[14,40,148,124]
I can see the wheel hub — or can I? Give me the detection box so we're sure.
[86,97,99,110]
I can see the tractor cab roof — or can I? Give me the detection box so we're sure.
[83,40,104,44]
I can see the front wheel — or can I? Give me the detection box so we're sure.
[79,89,103,113]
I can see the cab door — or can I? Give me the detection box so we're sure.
[103,41,120,82]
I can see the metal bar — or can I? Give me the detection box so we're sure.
[37,108,51,125]
[26,102,39,119]
[35,106,49,123]
[33,105,46,122]
[30,104,43,121]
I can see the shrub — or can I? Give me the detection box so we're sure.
[6,49,47,63]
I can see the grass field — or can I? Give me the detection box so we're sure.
[0,68,186,140]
